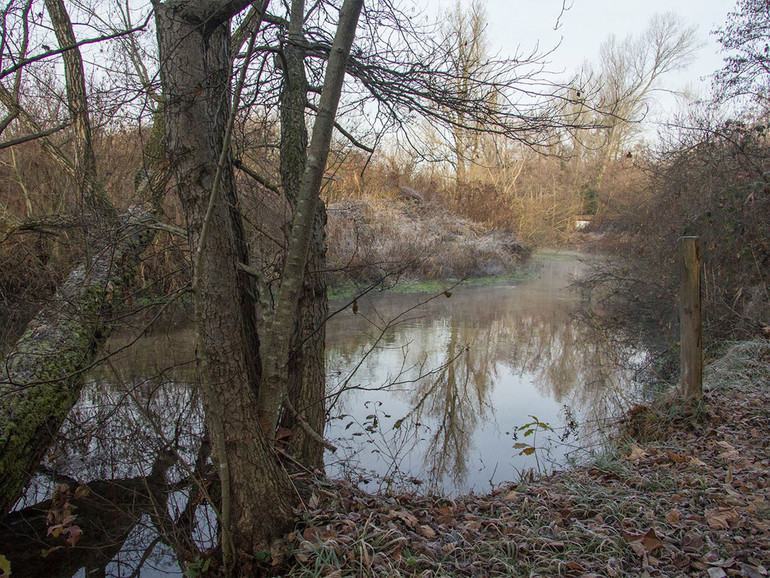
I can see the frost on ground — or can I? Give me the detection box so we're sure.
[326,199,529,288]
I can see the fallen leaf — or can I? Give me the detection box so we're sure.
[0,554,10,577]
[667,451,688,463]
[682,532,705,552]
[394,510,418,528]
[302,527,320,542]
[41,546,63,558]
[625,445,649,461]
[47,525,63,538]
[74,484,89,500]
[707,568,727,578]
[66,525,83,548]
[705,507,740,530]
[665,509,681,525]
[566,561,585,572]
[418,524,436,538]
[621,528,664,555]
[716,441,739,459]
[725,465,733,485]
[741,564,766,578]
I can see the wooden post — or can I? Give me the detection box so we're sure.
[679,236,702,400]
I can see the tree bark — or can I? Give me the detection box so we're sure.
[276,0,328,470]
[258,0,363,442]
[0,207,156,517]
[44,0,113,218]
[154,0,295,560]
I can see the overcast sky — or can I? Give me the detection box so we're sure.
[422,0,735,120]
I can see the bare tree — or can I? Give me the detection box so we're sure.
[575,13,699,191]
[0,0,584,571]
[442,0,492,184]
[0,0,163,518]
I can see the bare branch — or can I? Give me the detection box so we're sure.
[0,13,152,80]
[306,101,375,153]
[234,158,281,194]
[0,120,70,151]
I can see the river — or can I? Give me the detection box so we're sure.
[2,253,645,576]
[324,253,640,494]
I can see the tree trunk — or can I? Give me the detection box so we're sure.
[154,1,295,561]
[257,0,363,442]
[44,0,113,218]
[0,207,156,517]
[282,208,328,470]
[276,0,328,470]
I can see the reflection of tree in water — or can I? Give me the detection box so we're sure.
[330,275,642,490]
[2,373,214,577]
[3,452,176,577]
[405,321,497,487]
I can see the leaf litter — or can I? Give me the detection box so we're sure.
[268,341,770,576]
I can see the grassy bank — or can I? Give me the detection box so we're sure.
[327,267,539,300]
[326,250,570,301]
[258,340,770,577]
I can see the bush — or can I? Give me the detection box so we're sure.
[580,113,770,344]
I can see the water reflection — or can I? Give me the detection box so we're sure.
[325,257,642,493]
[5,375,211,578]
[0,254,644,575]
[2,454,179,577]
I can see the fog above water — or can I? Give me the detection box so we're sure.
[45,253,643,497]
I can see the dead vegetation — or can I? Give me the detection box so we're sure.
[326,198,530,289]
[250,340,770,577]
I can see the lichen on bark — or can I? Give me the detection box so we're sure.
[0,207,156,516]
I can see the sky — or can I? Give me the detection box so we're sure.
[423,0,736,121]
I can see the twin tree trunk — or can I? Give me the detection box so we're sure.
[278,0,328,471]
[1,0,361,565]
[155,0,362,560]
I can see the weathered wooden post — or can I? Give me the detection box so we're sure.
[679,236,702,401]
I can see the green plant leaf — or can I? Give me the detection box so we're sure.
[0,554,11,576]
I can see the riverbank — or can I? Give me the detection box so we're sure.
[326,199,530,294]
[266,340,770,577]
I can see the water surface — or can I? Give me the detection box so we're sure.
[324,255,638,494]
[2,253,643,576]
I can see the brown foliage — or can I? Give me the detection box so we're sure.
[592,116,770,342]
[0,126,190,308]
